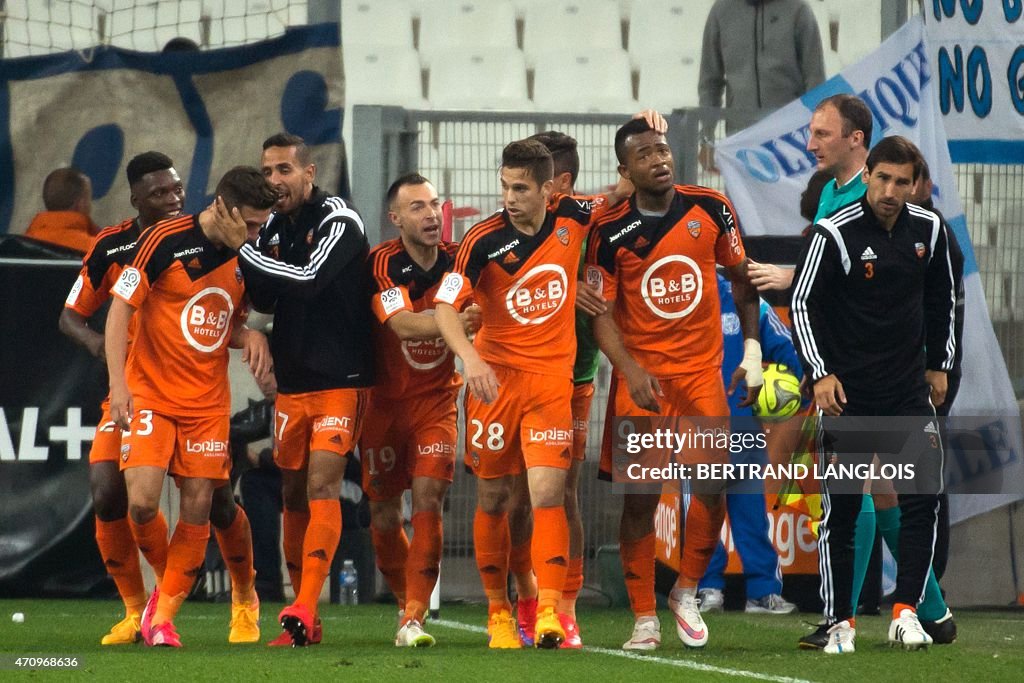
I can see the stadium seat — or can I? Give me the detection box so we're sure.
[344,44,426,107]
[3,0,98,57]
[627,0,714,66]
[532,48,636,113]
[427,47,532,111]
[203,0,304,48]
[836,0,881,66]
[809,0,837,52]
[418,1,517,67]
[340,0,414,48]
[637,52,701,110]
[522,0,622,64]
[108,0,202,52]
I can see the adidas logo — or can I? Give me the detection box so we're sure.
[187,257,201,270]
[502,251,520,265]
[860,246,877,261]
[924,421,938,434]
[634,235,650,249]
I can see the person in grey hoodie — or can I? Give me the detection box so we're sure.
[698,0,825,166]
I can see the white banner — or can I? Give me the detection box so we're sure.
[0,24,345,235]
[716,17,1023,524]
[924,2,1024,162]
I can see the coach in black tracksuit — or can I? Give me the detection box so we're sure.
[790,137,957,646]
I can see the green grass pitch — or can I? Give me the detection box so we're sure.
[0,600,1022,681]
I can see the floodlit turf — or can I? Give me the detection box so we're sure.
[0,600,1022,681]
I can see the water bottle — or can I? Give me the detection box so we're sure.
[339,559,359,605]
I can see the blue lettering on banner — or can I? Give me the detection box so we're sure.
[1006,0,1023,21]
[940,46,967,113]
[967,46,993,116]
[946,419,1019,488]
[737,148,779,183]
[933,0,985,24]
[1009,46,1024,113]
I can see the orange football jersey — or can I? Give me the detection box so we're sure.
[435,194,602,379]
[586,185,745,377]
[111,215,246,416]
[369,238,462,400]
[65,218,140,317]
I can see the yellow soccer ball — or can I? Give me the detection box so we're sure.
[753,363,802,422]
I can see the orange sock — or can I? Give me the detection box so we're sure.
[509,540,537,599]
[95,517,147,613]
[152,521,209,627]
[531,506,569,612]
[283,509,310,596]
[560,556,584,614]
[893,602,916,619]
[473,509,511,614]
[295,499,341,613]
[620,532,656,617]
[679,497,726,585]
[212,506,256,604]
[404,511,442,623]
[371,525,409,609]
[129,512,168,585]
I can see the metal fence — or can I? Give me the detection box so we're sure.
[350,104,1024,599]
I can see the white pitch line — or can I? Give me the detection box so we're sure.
[433,618,818,683]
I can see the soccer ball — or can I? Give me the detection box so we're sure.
[752,363,801,422]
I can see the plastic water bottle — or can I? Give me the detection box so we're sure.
[339,559,359,605]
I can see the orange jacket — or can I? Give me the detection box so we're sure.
[24,211,98,254]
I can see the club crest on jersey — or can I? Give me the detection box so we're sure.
[557,226,569,246]
[687,220,702,238]
[915,242,926,258]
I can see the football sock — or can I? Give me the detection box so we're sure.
[559,556,584,617]
[212,506,256,605]
[473,509,511,615]
[95,517,147,613]
[129,512,168,585]
[282,509,310,596]
[850,494,876,615]
[371,524,410,609]
[295,499,341,614]
[679,496,726,586]
[875,506,947,621]
[152,521,209,627]
[404,511,442,624]
[509,538,537,599]
[531,506,569,612]
[893,602,916,619]
[620,532,657,617]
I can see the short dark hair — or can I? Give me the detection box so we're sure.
[528,131,579,185]
[816,94,873,149]
[614,117,655,163]
[215,166,278,211]
[42,167,89,211]
[865,136,923,181]
[386,173,432,207]
[501,139,553,185]
[126,151,174,187]
[262,132,312,166]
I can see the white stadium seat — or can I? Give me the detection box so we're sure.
[637,52,701,110]
[627,0,715,66]
[532,48,636,113]
[522,0,622,63]
[340,0,414,48]
[344,44,426,107]
[418,1,517,65]
[428,47,532,111]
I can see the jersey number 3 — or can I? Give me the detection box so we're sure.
[864,262,874,279]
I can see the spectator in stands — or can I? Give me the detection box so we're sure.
[24,167,98,254]
[698,0,825,169]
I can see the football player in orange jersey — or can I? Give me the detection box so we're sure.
[105,167,276,648]
[587,117,762,651]
[504,131,608,649]
[363,174,481,647]
[62,152,265,646]
[433,115,662,649]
